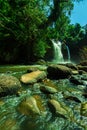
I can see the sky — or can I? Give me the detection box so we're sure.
[70,0,87,26]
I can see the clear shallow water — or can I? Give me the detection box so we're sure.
[0,67,87,130]
[0,93,67,130]
[0,93,85,130]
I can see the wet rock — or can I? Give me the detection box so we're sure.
[40,85,58,94]
[20,70,46,84]
[17,95,46,116]
[82,93,87,98]
[77,85,86,91]
[78,60,87,66]
[26,68,38,73]
[81,74,87,80]
[78,70,86,75]
[69,75,83,85]
[0,100,4,106]
[36,59,46,65]
[0,74,21,97]
[47,64,72,79]
[48,99,73,119]
[64,95,81,103]
[80,102,87,117]
[40,79,58,94]
[71,70,79,75]
[66,63,78,70]
[70,74,87,86]
[78,66,87,72]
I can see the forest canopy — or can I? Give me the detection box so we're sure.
[0,0,87,64]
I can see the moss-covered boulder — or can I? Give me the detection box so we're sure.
[0,74,21,97]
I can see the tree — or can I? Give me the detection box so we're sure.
[0,0,84,64]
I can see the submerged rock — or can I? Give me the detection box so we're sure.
[47,64,72,79]
[20,70,46,84]
[0,99,4,106]
[40,85,58,94]
[64,95,81,103]
[17,95,46,117]
[70,75,87,85]
[0,74,21,97]
[80,102,87,117]
[40,79,58,94]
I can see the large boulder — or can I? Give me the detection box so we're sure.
[0,74,21,97]
[20,70,46,84]
[47,64,72,79]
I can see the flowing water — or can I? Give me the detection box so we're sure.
[51,39,64,63]
[0,66,87,130]
[66,45,71,62]
[51,39,71,63]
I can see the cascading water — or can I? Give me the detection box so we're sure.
[65,45,71,62]
[51,39,64,63]
[51,39,71,63]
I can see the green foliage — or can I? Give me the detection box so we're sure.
[33,40,47,58]
[0,0,86,64]
[65,23,85,43]
[79,46,87,61]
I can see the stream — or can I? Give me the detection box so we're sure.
[0,65,87,130]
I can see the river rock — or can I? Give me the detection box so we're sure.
[69,75,83,85]
[47,64,72,79]
[78,60,87,66]
[71,70,79,75]
[66,63,78,70]
[17,95,46,116]
[78,66,87,72]
[20,70,46,84]
[80,102,87,117]
[36,59,46,65]
[70,74,87,86]
[40,79,58,94]
[64,95,81,103]
[48,99,72,119]
[0,74,21,97]
[40,85,58,94]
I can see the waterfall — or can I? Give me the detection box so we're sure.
[51,39,64,63]
[66,45,71,62]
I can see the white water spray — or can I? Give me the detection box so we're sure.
[51,39,64,63]
[51,39,71,63]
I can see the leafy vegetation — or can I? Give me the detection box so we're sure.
[0,0,86,64]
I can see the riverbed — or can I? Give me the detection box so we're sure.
[0,64,87,130]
